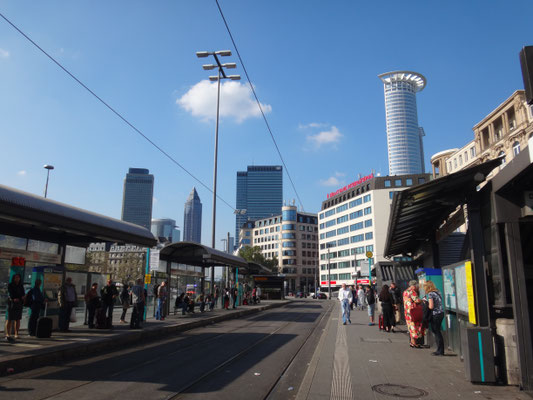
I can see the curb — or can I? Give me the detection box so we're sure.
[1,301,289,376]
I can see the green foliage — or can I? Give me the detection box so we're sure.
[238,246,279,273]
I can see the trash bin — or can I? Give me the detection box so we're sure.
[460,326,496,383]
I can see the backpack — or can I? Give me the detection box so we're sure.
[366,290,375,305]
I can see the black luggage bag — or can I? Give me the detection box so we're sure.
[36,304,52,338]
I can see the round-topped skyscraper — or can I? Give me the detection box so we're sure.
[379,71,427,175]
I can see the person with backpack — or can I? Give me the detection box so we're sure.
[130,278,145,329]
[27,279,46,336]
[366,286,376,326]
[119,284,130,323]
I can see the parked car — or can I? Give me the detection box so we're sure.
[316,293,328,299]
[295,291,305,298]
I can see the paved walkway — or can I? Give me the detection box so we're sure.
[0,300,288,376]
[297,301,531,400]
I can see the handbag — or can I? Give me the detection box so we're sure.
[70,308,77,323]
[410,303,424,323]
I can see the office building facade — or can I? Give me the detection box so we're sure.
[318,173,430,289]
[121,168,154,230]
[151,218,180,244]
[183,187,202,243]
[235,166,283,244]
[379,71,427,175]
[238,205,318,293]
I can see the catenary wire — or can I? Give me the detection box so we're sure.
[0,12,237,212]
[215,0,306,212]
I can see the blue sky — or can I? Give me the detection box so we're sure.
[1,1,532,249]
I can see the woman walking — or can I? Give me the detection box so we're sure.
[424,281,445,356]
[6,273,25,340]
[378,284,394,332]
[403,280,424,348]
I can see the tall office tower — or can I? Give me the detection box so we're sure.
[183,187,202,243]
[379,71,427,175]
[235,165,283,242]
[151,218,180,243]
[121,168,154,229]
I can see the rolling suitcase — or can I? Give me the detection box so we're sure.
[378,314,384,331]
[36,303,53,338]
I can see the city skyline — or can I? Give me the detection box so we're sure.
[1,2,532,248]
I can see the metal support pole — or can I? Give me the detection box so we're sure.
[210,68,222,296]
[44,169,51,198]
[327,248,331,299]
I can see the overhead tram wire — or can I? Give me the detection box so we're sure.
[0,12,236,212]
[215,0,305,212]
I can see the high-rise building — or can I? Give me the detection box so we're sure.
[379,71,427,175]
[151,218,180,243]
[318,172,430,290]
[237,205,318,293]
[235,165,283,242]
[121,168,154,229]
[183,187,202,243]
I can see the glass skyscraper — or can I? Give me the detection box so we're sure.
[235,165,283,244]
[183,187,202,243]
[379,71,427,175]
[121,168,154,229]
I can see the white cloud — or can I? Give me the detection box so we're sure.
[0,48,10,59]
[177,80,271,123]
[320,176,342,187]
[298,122,328,130]
[306,125,343,148]
[17,170,27,176]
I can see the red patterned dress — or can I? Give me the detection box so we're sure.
[403,288,424,339]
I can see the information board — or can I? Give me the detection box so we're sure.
[443,268,457,310]
[455,264,469,314]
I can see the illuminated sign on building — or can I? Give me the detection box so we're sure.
[326,173,374,199]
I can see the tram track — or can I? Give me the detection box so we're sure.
[0,301,332,400]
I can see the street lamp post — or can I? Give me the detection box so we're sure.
[196,50,240,296]
[43,164,54,198]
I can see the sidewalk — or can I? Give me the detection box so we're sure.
[297,301,531,400]
[0,300,289,377]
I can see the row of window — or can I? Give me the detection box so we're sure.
[320,193,372,219]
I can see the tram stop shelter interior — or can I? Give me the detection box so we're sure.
[384,150,533,390]
[0,184,157,330]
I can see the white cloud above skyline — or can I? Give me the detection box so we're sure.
[306,125,343,149]
[0,48,10,59]
[177,80,272,123]
[319,171,345,187]
[17,170,27,176]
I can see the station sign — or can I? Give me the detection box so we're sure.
[321,281,336,285]
[326,173,374,199]
[357,279,370,285]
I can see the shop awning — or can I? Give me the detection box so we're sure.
[0,184,157,247]
[384,159,502,258]
[159,241,248,268]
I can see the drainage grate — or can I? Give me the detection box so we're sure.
[372,384,428,398]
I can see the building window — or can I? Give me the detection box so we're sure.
[389,191,395,199]
[499,151,506,170]
[406,178,413,186]
[418,177,426,184]
[470,147,476,158]
[384,180,391,187]
[459,155,463,166]
[513,141,520,156]
[394,179,402,187]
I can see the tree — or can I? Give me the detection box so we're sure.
[238,246,279,274]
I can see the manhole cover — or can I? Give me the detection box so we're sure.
[372,384,428,398]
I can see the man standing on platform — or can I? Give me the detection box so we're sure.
[100,279,118,329]
[338,283,353,325]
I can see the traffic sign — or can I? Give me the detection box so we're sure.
[144,274,151,284]
[366,251,373,258]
